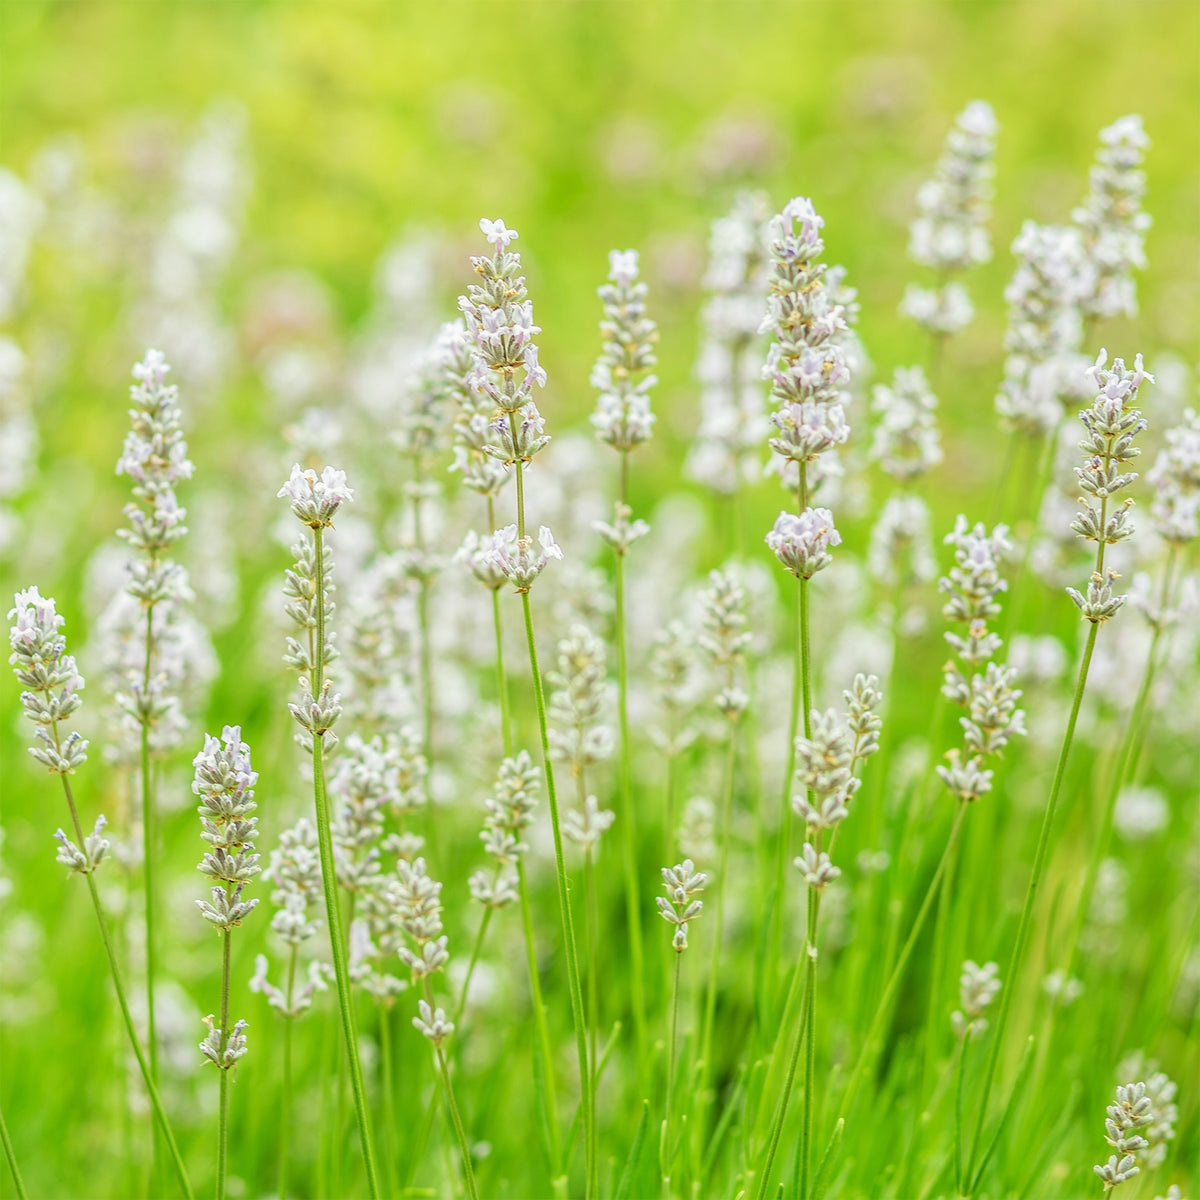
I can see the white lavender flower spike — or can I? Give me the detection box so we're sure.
[657,859,708,952]
[481,523,563,592]
[277,463,355,528]
[413,998,455,1047]
[950,959,1000,1039]
[766,508,841,579]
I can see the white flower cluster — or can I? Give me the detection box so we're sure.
[686,191,772,494]
[193,726,261,930]
[457,524,563,594]
[656,859,707,952]
[791,675,883,889]
[950,959,1000,1040]
[1066,352,1150,623]
[697,568,753,719]
[994,223,1090,437]
[760,196,851,577]
[9,586,89,776]
[936,517,1025,802]
[1147,407,1200,546]
[1092,1074,1176,1191]
[590,248,658,452]
[867,494,938,590]
[902,100,999,335]
[870,365,942,482]
[277,463,355,529]
[1073,115,1152,322]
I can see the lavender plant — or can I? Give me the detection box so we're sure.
[277,463,381,1198]
[8,588,192,1198]
[192,726,260,1200]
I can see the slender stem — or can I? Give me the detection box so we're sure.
[516,460,594,1196]
[515,857,563,1175]
[614,453,648,1081]
[379,1003,400,1200]
[965,618,1101,1192]
[753,939,816,1200]
[0,1103,26,1200]
[663,951,681,1200]
[585,848,600,1200]
[424,981,479,1200]
[53,763,193,1199]
[456,905,495,1027]
[954,1036,970,1195]
[310,526,381,1200]
[773,579,803,969]
[216,928,232,1200]
[279,946,296,1200]
[491,588,513,757]
[698,717,738,1130]
[799,863,821,1200]
[836,801,969,1127]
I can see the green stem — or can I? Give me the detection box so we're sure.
[835,801,969,1127]
[698,718,738,1132]
[491,587,513,758]
[456,904,495,1028]
[516,460,593,1196]
[585,848,600,1200]
[799,866,821,1200]
[964,618,1101,1192]
[279,947,296,1200]
[753,923,816,1200]
[57,769,193,1199]
[379,1003,399,1200]
[425,982,479,1200]
[954,1036,969,1196]
[614,454,648,1083]
[216,927,232,1200]
[663,951,681,1200]
[0,1102,26,1200]
[310,526,381,1200]
[772,579,803,976]
[516,857,562,1175]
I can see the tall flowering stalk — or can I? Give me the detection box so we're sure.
[755,676,882,1200]
[835,515,1021,1132]
[115,348,194,1082]
[965,352,1150,1194]
[393,856,478,1200]
[554,624,617,1191]
[686,190,771,526]
[900,100,999,356]
[193,727,260,1200]
[277,464,381,1199]
[591,246,657,1077]
[694,567,751,1140]
[656,860,707,1199]
[459,217,593,1196]
[252,818,326,1200]
[8,588,193,1199]
[761,195,849,981]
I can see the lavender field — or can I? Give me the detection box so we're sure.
[0,3,1197,1199]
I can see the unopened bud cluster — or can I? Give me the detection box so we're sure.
[657,859,707,952]
[697,568,752,719]
[950,959,1000,1039]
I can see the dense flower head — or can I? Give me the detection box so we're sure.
[458,216,546,418]
[657,859,707,952]
[193,726,261,924]
[9,586,89,774]
[951,959,1000,1039]
[1073,115,1152,321]
[766,507,841,579]
[686,190,772,493]
[939,516,1012,655]
[548,623,613,770]
[480,750,541,864]
[479,523,563,592]
[908,100,998,274]
[118,349,194,494]
[793,708,858,827]
[870,365,942,480]
[868,494,937,588]
[277,463,354,527]
[563,794,616,851]
[768,398,850,465]
[994,222,1088,436]
[1146,408,1200,544]
[590,247,658,452]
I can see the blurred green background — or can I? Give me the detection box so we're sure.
[0,2,1198,1198]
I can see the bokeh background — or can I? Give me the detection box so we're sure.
[0,2,1198,1198]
